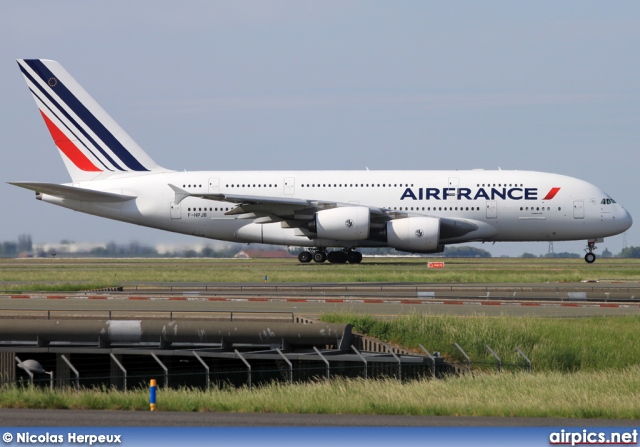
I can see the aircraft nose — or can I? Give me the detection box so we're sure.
[618,206,633,232]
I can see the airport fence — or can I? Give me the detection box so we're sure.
[0,342,531,392]
[1,350,446,391]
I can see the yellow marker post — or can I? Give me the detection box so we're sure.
[150,379,157,411]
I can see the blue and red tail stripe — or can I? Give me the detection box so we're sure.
[29,86,113,171]
[19,59,149,172]
[39,110,102,172]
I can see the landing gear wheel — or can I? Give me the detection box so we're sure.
[584,240,598,264]
[298,251,312,263]
[313,251,327,263]
[328,251,347,264]
[347,251,363,264]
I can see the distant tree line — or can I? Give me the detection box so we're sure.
[619,246,640,258]
[522,246,637,259]
[62,242,246,258]
[0,235,249,258]
[0,234,32,257]
[442,246,491,258]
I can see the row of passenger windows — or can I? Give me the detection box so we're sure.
[519,207,561,211]
[187,207,230,212]
[302,183,414,188]
[390,206,557,212]
[182,183,280,188]
[386,206,481,211]
[186,205,560,213]
[185,182,525,189]
[223,182,526,189]
[227,184,277,188]
[224,183,418,188]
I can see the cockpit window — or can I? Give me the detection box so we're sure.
[601,198,617,205]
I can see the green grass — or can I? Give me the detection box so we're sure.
[2,257,640,291]
[2,257,640,417]
[2,313,639,418]
[2,368,640,418]
[322,313,640,372]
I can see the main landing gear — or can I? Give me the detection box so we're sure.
[298,248,363,264]
[584,240,597,264]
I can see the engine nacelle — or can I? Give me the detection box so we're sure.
[386,217,441,253]
[309,207,370,241]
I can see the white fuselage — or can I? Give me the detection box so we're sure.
[38,169,632,250]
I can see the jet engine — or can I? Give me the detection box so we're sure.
[386,217,441,253]
[308,207,370,240]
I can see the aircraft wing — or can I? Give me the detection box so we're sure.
[167,183,477,239]
[9,182,137,203]
[169,183,389,218]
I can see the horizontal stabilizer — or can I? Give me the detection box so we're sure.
[8,182,137,203]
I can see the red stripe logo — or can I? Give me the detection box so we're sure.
[39,110,102,172]
[543,187,561,200]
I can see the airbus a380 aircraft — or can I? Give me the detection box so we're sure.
[10,59,633,264]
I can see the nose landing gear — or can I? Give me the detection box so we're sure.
[584,240,597,264]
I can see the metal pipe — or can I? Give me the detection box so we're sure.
[485,345,502,372]
[110,353,127,391]
[235,350,251,390]
[150,353,168,389]
[60,355,79,390]
[276,348,293,384]
[192,351,210,391]
[351,346,367,379]
[418,344,436,378]
[313,347,330,380]
[386,348,402,381]
[454,343,471,374]
[0,320,350,348]
[515,346,532,373]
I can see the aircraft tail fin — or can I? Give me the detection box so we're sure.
[17,59,170,183]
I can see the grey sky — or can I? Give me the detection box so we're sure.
[1,1,638,256]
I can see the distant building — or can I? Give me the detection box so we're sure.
[36,242,106,254]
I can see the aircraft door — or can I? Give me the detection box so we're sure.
[284,177,295,195]
[208,178,220,194]
[573,201,584,219]
[486,201,497,219]
[170,202,181,219]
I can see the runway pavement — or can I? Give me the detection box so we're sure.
[1,283,638,427]
[0,408,637,427]
[2,281,640,319]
